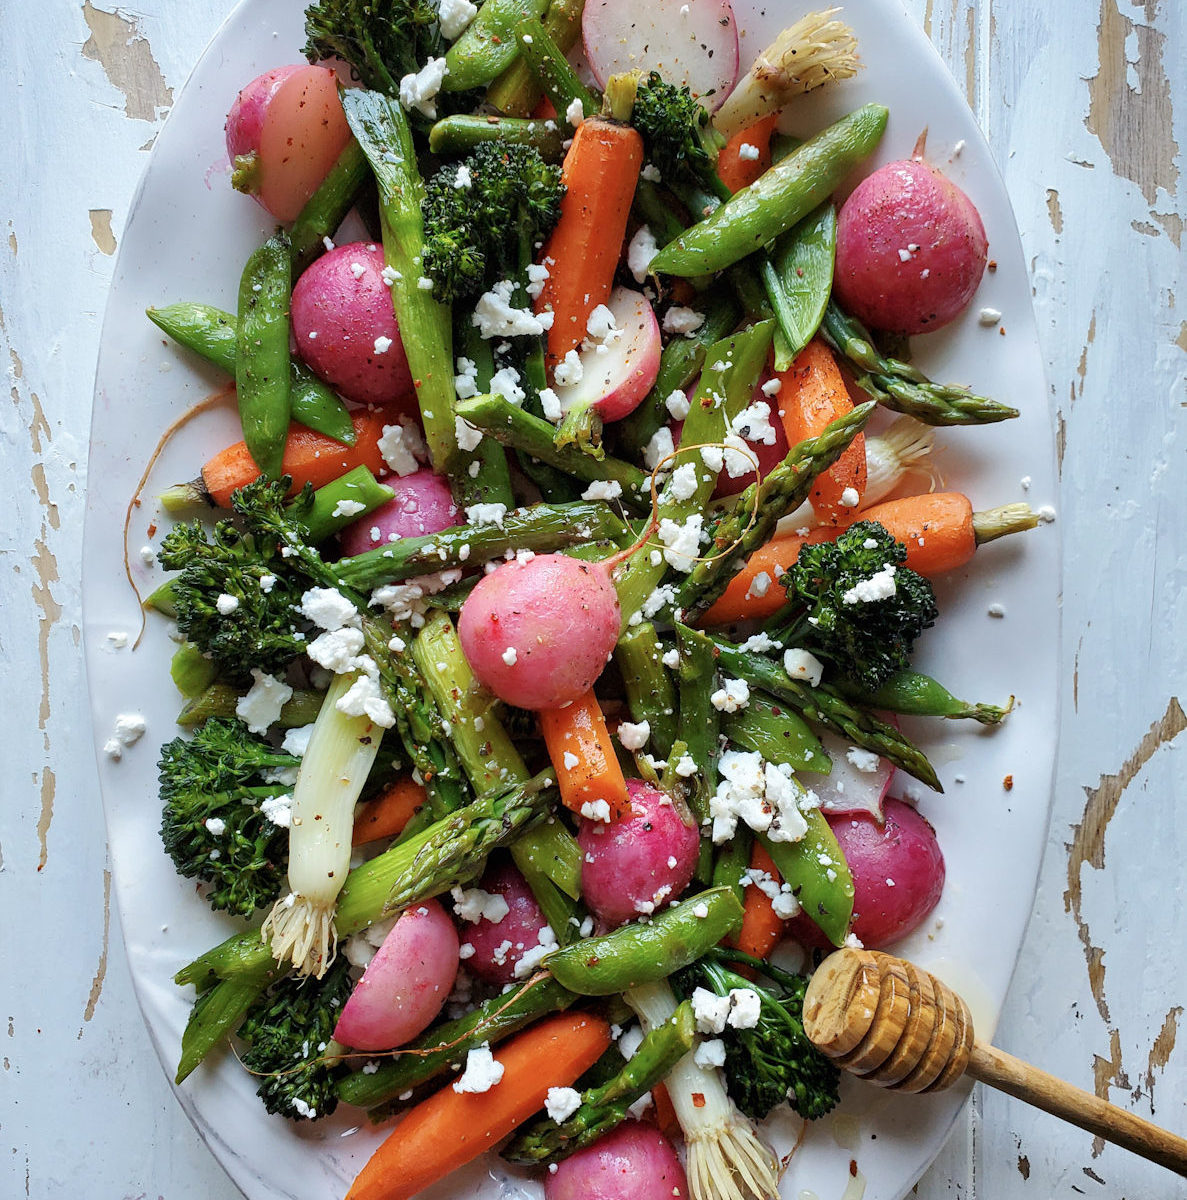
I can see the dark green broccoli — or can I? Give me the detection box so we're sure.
[421,142,565,303]
[303,0,443,97]
[772,520,939,692]
[680,950,840,1121]
[158,498,309,684]
[632,71,722,190]
[240,956,353,1120]
[158,718,297,917]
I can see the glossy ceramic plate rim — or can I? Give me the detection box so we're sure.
[83,1,1060,1197]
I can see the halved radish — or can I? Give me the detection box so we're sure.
[255,65,352,222]
[583,0,739,112]
[805,730,895,820]
[553,287,662,427]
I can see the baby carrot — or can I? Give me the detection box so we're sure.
[735,842,787,961]
[538,690,632,821]
[717,113,780,194]
[200,410,388,507]
[534,116,643,370]
[352,777,428,846]
[345,1012,611,1200]
[778,338,867,523]
[699,529,832,626]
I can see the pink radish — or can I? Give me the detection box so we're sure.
[554,288,662,427]
[333,899,459,1051]
[458,554,622,710]
[227,64,352,222]
[834,158,989,335]
[337,469,460,555]
[582,0,739,113]
[805,730,894,820]
[788,798,945,950]
[454,859,550,986]
[546,1121,689,1200]
[579,779,699,928]
[291,242,416,409]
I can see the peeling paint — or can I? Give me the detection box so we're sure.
[964,5,975,106]
[88,209,116,256]
[1131,218,1161,237]
[1090,1029,1131,1155]
[923,0,935,40]
[1056,411,1067,472]
[1017,1154,1030,1180]
[1045,189,1064,234]
[1152,210,1183,247]
[80,1,173,124]
[1086,0,1179,206]
[82,870,112,1025]
[1176,321,1187,353]
[1144,1005,1182,1111]
[7,230,15,255]
[1074,312,1096,403]
[36,768,55,873]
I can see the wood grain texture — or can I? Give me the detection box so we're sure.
[2,1,1184,1198]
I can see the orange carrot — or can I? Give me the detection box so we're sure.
[717,113,780,194]
[699,529,834,627]
[201,410,389,507]
[352,777,428,846]
[856,492,977,575]
[777,339,867,524]
[346,1013,611,1200]
[736,843,787,961]
[539,690,632,821]
[650,1082,682,1139]
[535,117,643,371]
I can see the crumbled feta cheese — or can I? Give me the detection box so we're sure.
[526,261,550,299]
[453,1044,504,1093]
[490,365,526,406]
[301,587,358,632]
[619,1025,645,1060]
[842,563,897,605]
[657,513,703,572]
[580,799,612,823]
[846,746,881,773]
[745,571,771,600]
[710,677,750,713]
[695,1038,727,1069]
[564,97,585,127]
[663,306,705,336]
[289,1096,317,1119]
[739,631,780,654]
[727,988,761,1029]
[437,0,477,37]
[204,817,226,837]
[978,307,1003,326]
[643,426,675,471]
[465,502,508,528]
[545,1086,583,1124]
[674,754,697,778]
[661,648,681,669]
[371,335,394,357]
[539,386,563,422]
[664,389,691,422]
[336,671,396,728]
[513,924,558,977]
[215,593,239,615]
[661,461,696,504]
[102,712,147,760]
[331,498,367,520]
[737,142,760,161]
[553,348,584,387]
[451,886,511,925]
[380,264,400,287]
[692,901,710,919]
[783,647,824,687]
[581,479,623,502]
[641,163,662,182]
[501,646,518,666]
[399,56,449,119]
[1036,505,1057,523]
[627,225,659,283]
[349,260,367,280]
[454,355,480,399]
[585,304,619,343]
[281,724,314,758]
[618,720,650,750]
[106,631,129,649]
[378,422,421,476]
[260,793,292,828]
[691,987,731,1034]
[988,602,1006,618]
[473,279,554,340]
[455,415,484,453]
[709,750,807,844]
[562,751,580,770]
[839,486,860,508]
[761,376,782,397]
[235,669,293,735]
[701,432,758,478]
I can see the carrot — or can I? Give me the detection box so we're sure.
[352,776,428,846]
[650,1081,682,1139]
[716,113,780,194]
[535,117,643,370]
[346,1012,611,1200]
[539,690,632,821]
[777,339,867,524]
[856,492,977,575]
[201,410,389,507]
[736,843,787,961]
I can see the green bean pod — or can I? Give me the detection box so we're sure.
[676,622,720,823]
[235,233,293,479]
[147,303,355,445]
[288,138,370,274]
[444,0,550,92]
[722,692,831,774]
[546,887,744,995]
[711,830,753,909]
[759,813,854,947]
[429,113,567,160]
[299,465,395,545]
[649,105,888,277]
[487,0,586,116]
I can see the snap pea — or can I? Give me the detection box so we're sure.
[170,642,216,699]
[722,692,831,775]
[676,622,720,823]
[767,202,837,371]
[649,104,888,278]
[235,233,293,480]
[428,113,566,160]
[546,887,743,995]
[839,668,1015,725]
[486,0,586,116]
[444,0,550,93]
[615,623,678,758]
[288,138,370,274]
[511,18,598,121]
[758,812,854,947]
[299,465,395,545]
[146,303,356,445]
[712,829,753,909]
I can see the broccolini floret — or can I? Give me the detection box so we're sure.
[158,718,297,917]
[680,950,840,1121]
[632,71,721,188]
[774,520,939,692]
[240,956,353,1120]
[421,142,565,303]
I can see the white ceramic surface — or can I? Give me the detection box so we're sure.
[82,1,1059,1197]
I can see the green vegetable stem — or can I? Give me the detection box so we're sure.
[428,113,567,160]
[444,0,550,93]
[486,0,586,115]
[175,682,323,729]
[288,138,371,274]
[840,668,1015,725]
[615,623,679,759]
[511,17,599,120]
[675,622,720,823]
[758,814,854,947]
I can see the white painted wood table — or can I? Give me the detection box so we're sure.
[3,1,1184,1196]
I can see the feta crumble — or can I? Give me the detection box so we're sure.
[737,142,761,161]
[617,720,650,750]
[453,1044,504,1093]
[465,502,508,528]
[581,479,623,502]
[378,422,421,477]
[103,712,147,760]
[501,646,518,666]
[451,886,510,925]
[580,799,612,823]
[846,746,881,773]
[399,57,449,119]
[545,1086,583,1124]
[215,593,239,615]
[235,669,293,735]
[627,225,659,282]
[784,647,824,686]
[473,279,554,340]
[710,677,750,713]
[663,306,705,336]
[841,563,897,605]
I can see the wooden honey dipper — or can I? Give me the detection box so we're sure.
[802,948,1187,1176]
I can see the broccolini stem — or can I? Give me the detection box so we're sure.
[821,302,1020,425]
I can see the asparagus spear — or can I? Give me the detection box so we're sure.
[688,629,943,791]
[671,402,875,620]
[502,1001,698,1165]
[615,623,679,758]
[822,302,1020,425]
[428,114,567,161]
[676,623,720,824]
[173,769,560,1080]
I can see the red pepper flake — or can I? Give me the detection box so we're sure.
[987,259,998,272]
[692,1092,706,1108]
[586,955,600,967]
[1003,774,1014,791]
[999,326,1006,336]
[849,1159,858,1177]
[146,521,158,538]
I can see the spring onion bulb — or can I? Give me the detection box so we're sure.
[261,669,383,977]
[862,415,937,506]
[627,981,780,1200]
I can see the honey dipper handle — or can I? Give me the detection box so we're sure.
[967,1041,1187,1176]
